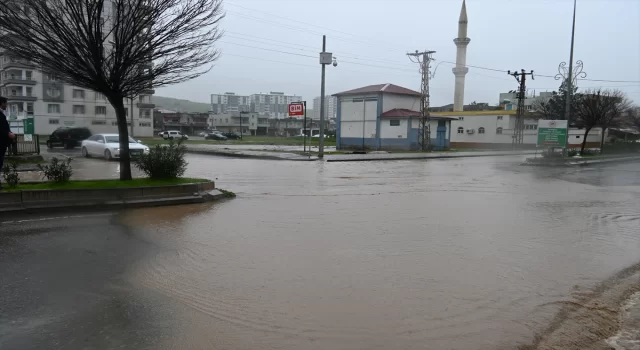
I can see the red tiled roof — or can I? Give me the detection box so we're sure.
[379,108,421,118]
[380,108,460,121]
[333,84,421,97]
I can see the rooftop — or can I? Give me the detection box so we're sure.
[334,84,421,97]
[432,110,518,116]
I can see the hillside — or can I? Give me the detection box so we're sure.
[154,96,210,113]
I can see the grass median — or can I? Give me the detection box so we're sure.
[2,178,209,192]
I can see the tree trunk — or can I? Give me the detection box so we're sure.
[600,127,607,154]
[580,127,592,154]
[109,96,133,181]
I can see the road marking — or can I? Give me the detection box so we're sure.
[1,213,114,224]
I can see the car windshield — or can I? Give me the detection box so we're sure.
[104,136,137,143]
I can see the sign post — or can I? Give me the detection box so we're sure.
[288,102,306,152]
[23,118,34,142]
[537,119,568,149]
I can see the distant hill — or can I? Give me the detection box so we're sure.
[154,96,210,113]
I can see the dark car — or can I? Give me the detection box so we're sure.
[46,127,92,149]
[205,132,228,141]
[223,132,242,140]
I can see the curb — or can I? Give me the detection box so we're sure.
[522,155,640,167]
[0,182,230,213]
[186,149,319,161]
[325,151,538,162]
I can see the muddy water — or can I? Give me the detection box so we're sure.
[121,155,640,350]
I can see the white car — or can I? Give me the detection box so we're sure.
[81,134,150,160]
[162,130,189,140]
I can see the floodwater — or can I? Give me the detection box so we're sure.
[89,155,640,348]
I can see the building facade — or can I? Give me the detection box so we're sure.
[498,91,554,111]
[154,110,209,135]
[312,95,337,120]
[445,110,604,149]
[209,112,269,135]
[334,83,455,150]
[0,58,155,137]
[250,92,302,118]
[210,92,251,114]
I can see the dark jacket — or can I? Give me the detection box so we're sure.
[0,110,11,147]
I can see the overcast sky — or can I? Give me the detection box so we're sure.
[157,0,640,107]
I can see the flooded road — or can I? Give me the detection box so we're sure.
[3,155,640,349]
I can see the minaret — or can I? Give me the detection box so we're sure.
[452,0,470,112]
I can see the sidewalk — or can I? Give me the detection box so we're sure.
[186,145,319,161]
[324,150,537,162]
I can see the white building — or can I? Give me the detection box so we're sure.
[498,91,554,111]
[0,59,155,137]
[335,83,456,150]
[210,92,251,114]
[443,110,604,149]
[209,112,269,135]
[251,92,302,118]
[312,95,337,120]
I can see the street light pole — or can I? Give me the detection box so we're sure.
[318,35,337,158]
[565,0,577,126]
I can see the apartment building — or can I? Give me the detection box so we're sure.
[0,56,155,137]
[209,112,269,135]
[312,95,337,120]
[210,92,251,114]
[251,92,302,118]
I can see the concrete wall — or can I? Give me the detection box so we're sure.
[380,118,408,139]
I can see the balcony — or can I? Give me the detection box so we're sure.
[2,58,34,69]
[7,92,37,101]
[2,76,36,86]
[137,102,155,109]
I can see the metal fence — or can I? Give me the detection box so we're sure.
[6,134,40,155]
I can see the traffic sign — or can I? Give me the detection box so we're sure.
[537,119,568,148]
[288,103,304,117]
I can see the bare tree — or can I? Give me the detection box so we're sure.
[573,89,620,153]
[595,90,631,153]
[530,94,559,119]
[0,0,224,180]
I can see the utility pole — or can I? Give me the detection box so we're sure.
[318,35,337,157]
[508,69,534,147]
[130,97,134,137]
[565,0,577,127]
[407,50,436,151]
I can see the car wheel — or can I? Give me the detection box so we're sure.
[104,150,112,160]
[81,147,90,158]
[46,140,53,149]
[169,136,174,140]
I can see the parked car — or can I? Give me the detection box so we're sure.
[46,127,92,149]
[205,132,228,141]
[197,131,208,137]
[161,130,189,140]
[222,132,242,140]
[81,134,149,160]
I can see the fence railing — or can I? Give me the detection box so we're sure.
[7,134,40,155]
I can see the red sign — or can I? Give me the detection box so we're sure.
[288,103,304,117]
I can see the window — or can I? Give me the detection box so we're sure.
[525,124,538,130]
[48,119,59,124]
[140,109,151,118]
[26,103,33,113]
[112,121,118,126]
[95,92,106,100]
[389,120,401,126]
[45,73,57,81]
[139,122,151,127]
[73,89,85,99]
[459,117,464,121]
[91,120,106,125]
[46,87,61,98]
[47,104,60,113]
[457,127,464,134]
[73,105,85,114]
[478,127,485,134]
[26,87,32,96]
[497,116,503,120]
[63,120,75,126]
[95,106,107,115]
[496,127,503,134]
[25,71,32,80]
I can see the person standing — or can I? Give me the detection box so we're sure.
[0,96,17,189]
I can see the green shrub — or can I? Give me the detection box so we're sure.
[581,148,600,156]
[567,149,579,157]
[135,139,187,179]
[37,157,73,183]
[2,162,20,188]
